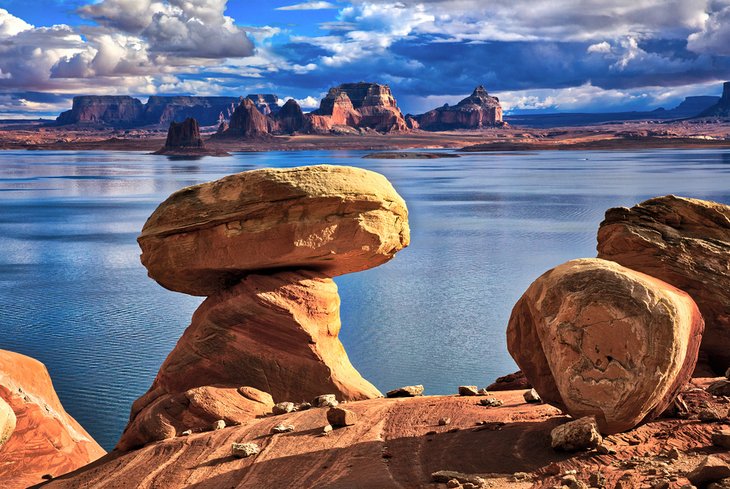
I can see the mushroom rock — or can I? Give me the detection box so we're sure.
[116,385,273,451]
[597,195,730,374]
[0,350,105,486]
[138,165,410,296]
[507,258,704,434]
[275,99,306,134]
[121,165,409,449]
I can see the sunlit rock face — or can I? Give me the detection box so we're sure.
[507,258,704,434]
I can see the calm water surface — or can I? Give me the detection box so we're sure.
[1,148,729,450]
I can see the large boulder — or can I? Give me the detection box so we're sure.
[0,350,104,486]
[138,165,410,296]
[597,195,730,373]
[507,258,704,434]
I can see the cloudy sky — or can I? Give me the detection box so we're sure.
[1,0,730,118]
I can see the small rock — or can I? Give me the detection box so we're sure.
[462,484,478,489]
[295,402,312,411]
[438,417,451,426]
[709,478,730,489]
[447,427,460,433]
[312,394,338,408]
[231,442,260,458]
[699,407,726,422]
[271,424,294,434]
[458,385,479,396]
[212,419,226,431]
[652,479,670,489]
[512,472,531,482]
[41,474,53,481]
[181,429,192,436]
[386,385,424,398]
[431,470,485,486]
[708,380,730,397]
[687,455,730,486]
[477,388,489,395]
[667,447,682,460]
[272,402,295,415]
[321,424,333,436]
[712,430,730,449]
[551,416,603,452]
[561,475,588,489]
[597,444,616,455]
[479,397,503,407]
[523,388,542,403]
[588,473,605,487]
[327,407,357,427]
[446,480,460,488]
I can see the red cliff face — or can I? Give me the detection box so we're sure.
[0,350,105,487]
[312,83,407,132]
[274,99,306,134]
[162,118,204,148]
[56,96,144,126]
[220,99,275,138]
[416,85,504,130]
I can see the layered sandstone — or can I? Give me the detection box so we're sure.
[138,165,410,296]
[312,82,407,132]
[122,165,409,449]
[246,94,280,116]
[0,349,105,486]
[143,96,239,126]
[416,85,503,130]
[507,258,704,434]
[314,88,361,127]
[55,96,144,126]
[597,195,730,373]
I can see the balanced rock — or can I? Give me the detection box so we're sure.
[507,258,704,434]
[116,384,273,451]
[597,195,730,373]
[0,350,104,486]
[138,165,410,296]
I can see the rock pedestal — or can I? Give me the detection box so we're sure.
[120,165,409,450]
[597,195,730,373]
[507,258,704,434]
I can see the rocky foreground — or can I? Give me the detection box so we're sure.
[3,166,730,489]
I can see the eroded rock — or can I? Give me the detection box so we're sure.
[386,385,424,398]
[507,258,704,434]
[327,407,357,427]
[550,416,603,452]
[597,195,730,373]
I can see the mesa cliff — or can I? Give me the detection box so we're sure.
[415,86,504,130]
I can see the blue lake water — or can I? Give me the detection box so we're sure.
[1,148,729,451]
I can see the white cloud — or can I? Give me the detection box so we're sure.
[687,6,730,55]
[284,95,320,109]
[276,1,338,11]
[0,8,32,36]
[587,41,611,54]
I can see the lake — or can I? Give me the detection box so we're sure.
[1,148,729,450]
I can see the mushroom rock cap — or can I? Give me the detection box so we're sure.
[507,258,704,434]
[138,165,410,296]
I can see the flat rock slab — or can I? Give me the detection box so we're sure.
[138,165,410,296]
[507,258,704,434]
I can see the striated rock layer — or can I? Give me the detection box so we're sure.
[0,349,105,486]
[220,98,275,138]
[416,85,503,130]
[56,96,143,126]
[138,165,410,296]
[597,195,730,373]
[507,258,704,434]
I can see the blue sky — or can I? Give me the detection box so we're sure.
[1,0,730,118]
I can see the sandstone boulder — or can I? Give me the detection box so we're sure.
[507,258,704,434]
[138,165,410,296]
[0,350,104,486]
[116,384,273,451]
[550,416,603,451]
[0,397,15,449]
[597,195,730,374]
[327,407,357,427]
[386,385,424,398]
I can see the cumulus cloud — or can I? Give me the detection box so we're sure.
[276,2,339,11]
[687,6,730,55]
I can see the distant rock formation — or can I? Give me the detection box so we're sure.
[698,81,730,118]
[56,96,144,127]
[597,195,730,374]
[416,86,503,130]
[274,99,306,134]
[246,94,280,116]
[121,165,410,449]
[0,349,104,486]
[314,88,362,127]
[153,117,226,156]
[220,98,275,138]
[312,82,407,132]
[143,96,239,126]
[507,258,703,434]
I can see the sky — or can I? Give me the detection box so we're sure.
[1,0,730,118]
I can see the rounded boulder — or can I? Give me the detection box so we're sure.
[507,258,704,434]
